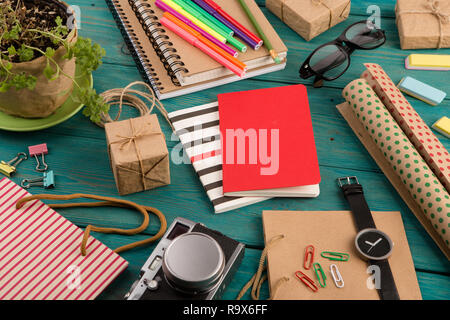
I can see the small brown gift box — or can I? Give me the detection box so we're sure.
[396,0,450,49]
[266,0,351,41]
[105,114,170,196]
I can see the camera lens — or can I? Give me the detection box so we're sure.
[162,232,225,294]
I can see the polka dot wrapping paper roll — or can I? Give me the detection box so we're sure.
[361,63,450,193]
[343,79,450,248]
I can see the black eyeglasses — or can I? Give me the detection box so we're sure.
[299,20,386,88]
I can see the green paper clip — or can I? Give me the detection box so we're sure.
[313,262,326,288]
[321,251,350,262]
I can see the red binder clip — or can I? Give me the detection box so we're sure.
[28,143,48,172]
[303,245,315,270]
[295,271,318,292]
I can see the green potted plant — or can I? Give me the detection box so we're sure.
[0,0,109,122]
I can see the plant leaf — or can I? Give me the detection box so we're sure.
[43,63,56,80]
[7,46,16,57]
[45,47,56,58]
[17,45,34,62]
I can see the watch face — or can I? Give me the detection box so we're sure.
[355,228,394,260]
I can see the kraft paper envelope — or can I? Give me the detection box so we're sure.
[337,102,450,259]
[263,210,422,300]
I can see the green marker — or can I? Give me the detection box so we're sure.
[237,0,281,62]
[172,0,247,52]
[162,0,226,43]
[177,0,233,37]
[224,34,247,53]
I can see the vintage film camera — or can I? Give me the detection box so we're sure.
[125,217,245,300]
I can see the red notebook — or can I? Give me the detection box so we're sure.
[218,85,321,194]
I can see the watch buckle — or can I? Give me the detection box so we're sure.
[337,176,359,188]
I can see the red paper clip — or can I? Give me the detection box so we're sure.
[295,271,318,292]
[303,245,315,270]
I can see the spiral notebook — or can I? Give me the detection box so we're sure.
[168,102,270,213]
[106,0,288,99]
[0,178,128,300]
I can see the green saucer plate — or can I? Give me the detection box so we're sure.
[0,65,93,132]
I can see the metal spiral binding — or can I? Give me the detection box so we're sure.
[107,0,163,96]
[129,0,189,86]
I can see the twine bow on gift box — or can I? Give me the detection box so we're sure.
[279,0,350,29]
[116,122,162,151]
[397,0,450,49]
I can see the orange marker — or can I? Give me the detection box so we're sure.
[163,12,247,72]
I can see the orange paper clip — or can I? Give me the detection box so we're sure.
[295,271,318,292]
[303,245,315,270]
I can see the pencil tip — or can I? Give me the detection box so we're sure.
[270,50,282,64]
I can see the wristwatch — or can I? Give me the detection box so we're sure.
[338,176,400,300]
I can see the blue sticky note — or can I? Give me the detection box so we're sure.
[398,77,446,106]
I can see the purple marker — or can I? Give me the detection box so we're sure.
[190,0,261,50]
[155,0,238,57]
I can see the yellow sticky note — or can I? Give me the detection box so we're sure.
[432,117,450,138]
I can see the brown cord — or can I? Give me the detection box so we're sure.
[97,81,174,131]
[236,235,289,300]
[16,193,167,256]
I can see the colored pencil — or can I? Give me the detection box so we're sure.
[161,0,226,43]
[171,0,247,52]
[191,0,261,50]
[163,12,246,70]
[237,0,281,64]
[155,0,238,57]
[203,0,262,45]
[160,16,246,77]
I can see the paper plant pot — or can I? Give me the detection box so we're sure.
[0,0,77,118]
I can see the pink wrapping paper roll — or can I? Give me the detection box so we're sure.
[361,63,450,193]
[343,79,450,248]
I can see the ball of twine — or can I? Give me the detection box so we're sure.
[96,81,173,130]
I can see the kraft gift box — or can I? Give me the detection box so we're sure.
[266,0,351,41]
[396,0,450,49]
[105,114,170,196]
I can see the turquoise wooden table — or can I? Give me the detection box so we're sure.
[1,0,449,300]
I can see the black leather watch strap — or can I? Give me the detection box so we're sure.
[370,259,400,300]
[338,177,400,300]
[341,183,376,231]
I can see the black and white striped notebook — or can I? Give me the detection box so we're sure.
[168,102,270,214]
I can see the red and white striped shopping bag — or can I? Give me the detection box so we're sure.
[0,178,128,300]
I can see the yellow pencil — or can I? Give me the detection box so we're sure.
[161,0,226,43]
